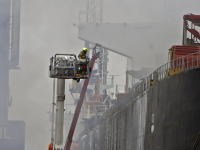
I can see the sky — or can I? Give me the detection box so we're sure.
[7,0,200,149]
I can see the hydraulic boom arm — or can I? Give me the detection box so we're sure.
[64,44,100,150]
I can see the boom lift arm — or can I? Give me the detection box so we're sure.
[64,44,100,150]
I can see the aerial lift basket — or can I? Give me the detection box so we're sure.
[49,54,91,80]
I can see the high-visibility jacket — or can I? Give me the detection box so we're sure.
[78,50,86,59]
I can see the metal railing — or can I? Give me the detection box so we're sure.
[102,51,200,118]
[136,51,200,95]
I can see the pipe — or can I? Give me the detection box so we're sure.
[125,70,128,93]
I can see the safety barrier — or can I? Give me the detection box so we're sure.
[102,51,200,119]
[140,51,200,94]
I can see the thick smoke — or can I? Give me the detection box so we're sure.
[6,0,200,149]
[9,0,86,149]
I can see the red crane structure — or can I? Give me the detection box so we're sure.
[183,14,200,45]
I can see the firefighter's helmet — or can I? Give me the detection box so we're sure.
[83,47,88,52]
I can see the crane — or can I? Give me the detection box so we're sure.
[48,44,100,150]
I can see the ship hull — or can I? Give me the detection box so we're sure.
[145,68,200,150]
[79,69,200,150]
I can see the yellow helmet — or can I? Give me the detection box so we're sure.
[83,47,88,52]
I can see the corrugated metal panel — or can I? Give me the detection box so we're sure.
[174,45,200,59]
[173,45,200,69]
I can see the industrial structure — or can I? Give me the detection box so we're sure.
[0,0,25,149]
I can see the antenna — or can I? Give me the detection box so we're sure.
[86,0,103,23]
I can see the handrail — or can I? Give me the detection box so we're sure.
[101,51,200,119]
[54,54,77,59]
[144,51,200,89]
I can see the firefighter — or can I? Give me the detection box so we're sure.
[48,143,52,150]
[150,79,154,86]
[78,47,88,59]
[76,48,88,81]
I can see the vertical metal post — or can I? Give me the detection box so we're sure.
[95,74,100,95]
[172,60,174,75]
[166,63,168,77]
[0,0,12,128]
[183,20,187,45]
[182,57,184,71]
[192,54,193,68]
[51,79,56,148]
[109,94,111,108]
[86,0,90,23]
[87,105,90,118]
[125,71,128,93]
[116,84,118,96]
[100,0,103,23]
[55,79,65,147]
[191,22,193,45]
[95,53,100,95]
[159,68,161,80]
[102,49,108,85]
[92,0,95,23]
